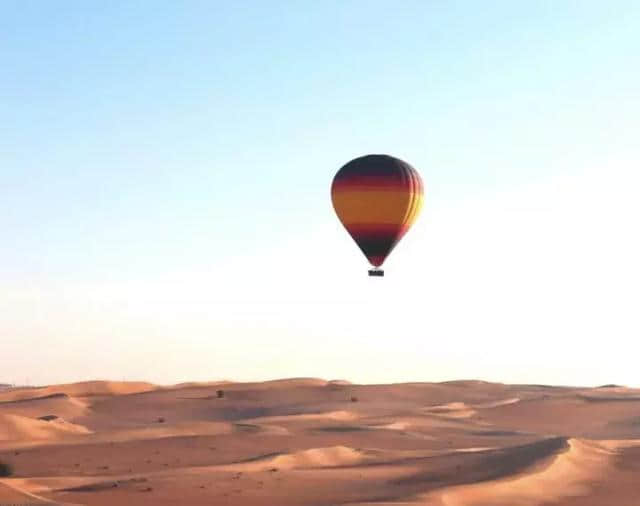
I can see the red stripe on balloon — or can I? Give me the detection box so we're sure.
[367,255,387,267]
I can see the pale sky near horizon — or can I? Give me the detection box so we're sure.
[2,1,639,387]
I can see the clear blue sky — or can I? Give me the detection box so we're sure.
[2,1,639,386]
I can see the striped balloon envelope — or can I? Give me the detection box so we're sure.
[331,154,424,276]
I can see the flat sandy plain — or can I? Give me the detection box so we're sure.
[1,378,640,505]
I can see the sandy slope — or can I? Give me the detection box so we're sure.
[0,481,53,504]
[0,414,91,441]
[415,439,615,505]
[1,379,640,505]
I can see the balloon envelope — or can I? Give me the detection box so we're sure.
[331,154,424,268]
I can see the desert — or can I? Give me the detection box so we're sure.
[1,379,639,505]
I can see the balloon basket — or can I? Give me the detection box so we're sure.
[368,268,384,277]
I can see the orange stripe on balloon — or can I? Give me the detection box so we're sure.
[331,189,421,226]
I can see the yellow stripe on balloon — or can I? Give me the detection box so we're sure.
[332,189,421,225]
[402,193,424,229]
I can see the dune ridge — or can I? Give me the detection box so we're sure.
[0,414,91,441]
[418,439,618,505]
[423,402,477,419]
[0,394,88,424]
[245,410,358,424]
[217,445,368,471]
[0,480,64,505]
[0,381,157,403]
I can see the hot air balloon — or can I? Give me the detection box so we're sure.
[331,154,424,276]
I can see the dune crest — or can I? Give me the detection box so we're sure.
[0,414,91,441]
[0,394,88,422]
[0,481,62,505]
[420,439,616,505]
[219,445,367,471]
[474,397,520,409]
[328,379,353,386]
[272,445,366,469]
[246,410,359,424]
[423,402,477,419]
[256,378,329,388]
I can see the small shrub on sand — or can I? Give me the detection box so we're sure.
[216,389,225,399]
[0,461,13,477]
[350,396,358,402]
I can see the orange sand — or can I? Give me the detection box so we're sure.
[1,379,640,505]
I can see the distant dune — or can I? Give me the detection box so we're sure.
[1,378,640,505]
[0,381,157,403]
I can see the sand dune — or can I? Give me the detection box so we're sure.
[1,378,640,505]
[242,377,329,389]
[272,445,366,468]
[165,380,232,389]
[46,381,157,397]
[0,393,88,421]
[0,481,60,505]
[0,381,156,403]
[423,402,477,418]
[233,422,290,435]
[2,421,236,450]
[417,439,623,505]
[245,410,359,424]
[218,445,367,471]
[50,421,234,446]
[0,414,91,441]
[474,397,521,409]
[578,392,640,402]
